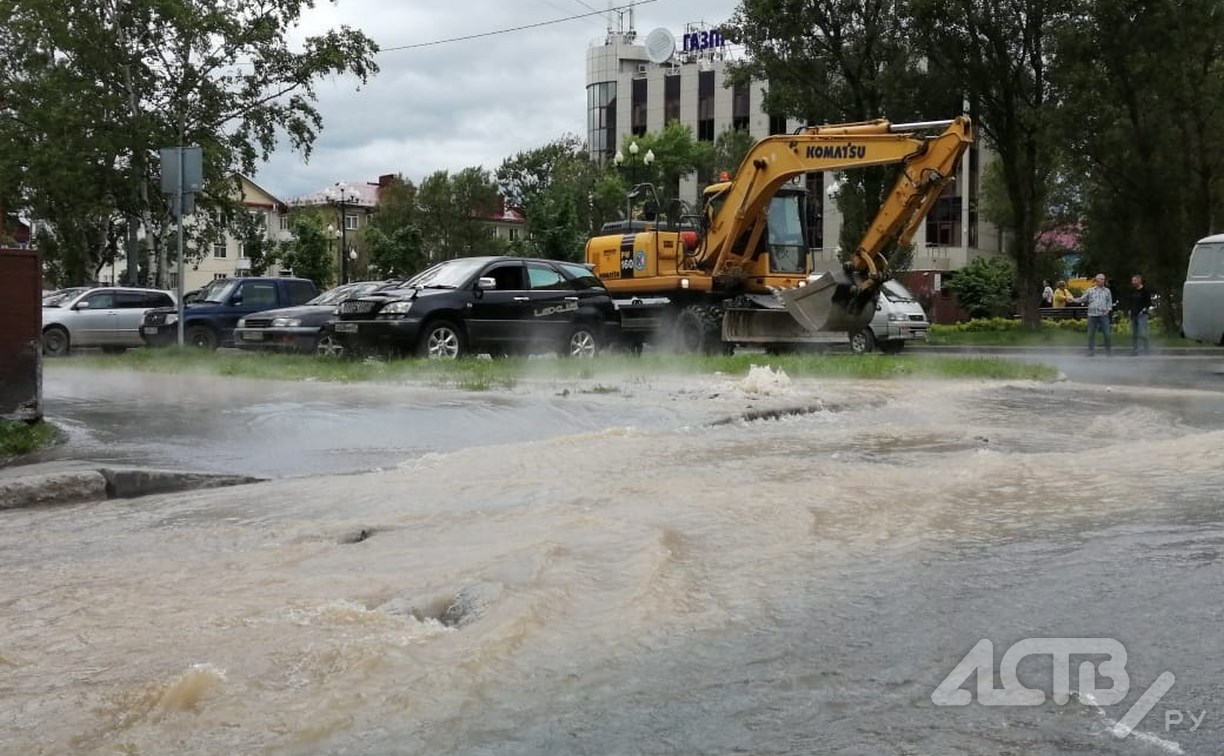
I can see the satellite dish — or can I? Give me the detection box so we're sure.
[644,27,675,65]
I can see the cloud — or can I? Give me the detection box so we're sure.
[254,0,738,200]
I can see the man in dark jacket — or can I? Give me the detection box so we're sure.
[1129,274,1153,355]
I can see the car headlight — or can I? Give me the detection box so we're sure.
[165,313,178,326]
[888,312,906,322]
[236,317,246,328]
[271,317,301,327]
[379,300,413,317]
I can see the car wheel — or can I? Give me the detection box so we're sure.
[185,325,218,351]
[417,319,465,359]
[561,326,599,358]
[879,339,905,355]
[42,326,70,357]
[316,334,346,358]
[848,328,876,354]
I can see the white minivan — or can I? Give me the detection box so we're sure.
[847,279,931,354]
[1183,234,1224,345]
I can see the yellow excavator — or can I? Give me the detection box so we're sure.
[585,116,974,352]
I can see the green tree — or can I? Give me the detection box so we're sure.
[417,168,504,261]
[613,122,713,222]
[0,0,378,285]
[946,256,1016,318]
[496,136,610,258]
[360,175,426,278]
[1051,0,1224,331]
[711,126,756,180]
[278,214,334,288]
[230,203,276,276]
[909,0,1070,328]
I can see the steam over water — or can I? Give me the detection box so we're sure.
[5,371,1224,754]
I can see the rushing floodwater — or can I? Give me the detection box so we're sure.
[4,367,1224,754]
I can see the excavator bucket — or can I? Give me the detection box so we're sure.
[779,270,880,334]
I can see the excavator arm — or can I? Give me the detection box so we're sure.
[695,117,972,334]
[695,117,973,283]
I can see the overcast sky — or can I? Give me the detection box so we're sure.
[253,0,740,201]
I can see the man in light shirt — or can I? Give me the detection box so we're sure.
[1073,273,1114,356]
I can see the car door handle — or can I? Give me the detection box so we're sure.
[513,296,530,302]
[565,296,579,301]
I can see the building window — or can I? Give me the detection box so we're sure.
[664,73,681,124]
[238,242,247,259]
[213,273,228,280]
[279,214,289,230]
[697,70,715,142]
[345,213,358,231]
[631,78,648,138]
[925,195,962,246]
[587,81,618,162]
[732,80,750,132]
[768,114,788,135]
[509,227,519,242]
[213,241,227,258]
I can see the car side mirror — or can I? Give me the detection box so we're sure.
[73,301,90,310]
[477,277,496,290]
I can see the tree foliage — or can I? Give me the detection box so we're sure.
[416,168,504,261]
[0,0,378,284]
[946,256,1016,318]
[361,175,426,278]
[1050,0,1224,330]
[278,213,334,287]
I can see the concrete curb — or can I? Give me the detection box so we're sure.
[0,463,264,511]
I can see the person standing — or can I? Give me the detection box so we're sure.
[1074,273,1114,355]
[1053,280,1074,308]
[1129,274,1153,355]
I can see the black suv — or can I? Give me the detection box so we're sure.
[324,256,620,358]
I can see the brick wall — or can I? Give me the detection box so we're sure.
[0,248,42,421]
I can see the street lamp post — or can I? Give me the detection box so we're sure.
[324,181,359,284]
[613,141,655,221]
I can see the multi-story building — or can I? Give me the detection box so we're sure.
[585,12,1005,316]
[94,173,295,292]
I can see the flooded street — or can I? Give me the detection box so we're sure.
[5,363,1224,754]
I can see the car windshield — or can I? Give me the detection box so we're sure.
[200,280,236,303]
[42,287,91,307]
[309,281,384,305]
[403,259,487,289]
[881,281,917,302]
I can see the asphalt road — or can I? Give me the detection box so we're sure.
[910,346,1224,392]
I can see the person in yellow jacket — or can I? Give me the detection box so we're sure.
[1052,280,1074,308]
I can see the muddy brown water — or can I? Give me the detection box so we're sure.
[5,366,1224,754]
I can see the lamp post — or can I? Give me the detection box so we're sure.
[613,141,655,221]
[326,223,341,282]
[324,181,359,284]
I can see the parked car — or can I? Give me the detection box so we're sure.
[140,276,319,350]
[42,286,177,356]
[323,256,620,359]
[847,280,930,354]
[233,280,391,355]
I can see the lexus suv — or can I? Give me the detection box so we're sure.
[323,256,620,359]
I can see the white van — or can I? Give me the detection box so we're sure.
[847,279,931,354]
[1182,234,1224,345]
